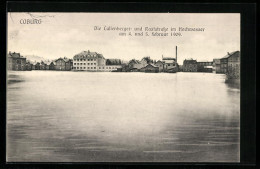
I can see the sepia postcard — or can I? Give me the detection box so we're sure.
[7,12,241,162]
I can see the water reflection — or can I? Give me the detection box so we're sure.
[7,71,240,162]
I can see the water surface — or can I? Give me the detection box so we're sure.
[7,71,240,162]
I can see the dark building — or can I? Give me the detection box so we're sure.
[106,59,122,65]
[197,61,213,72]
[32,62,40,70]
[155,60,164,72]
[162,57,177,72]
[25,61,32,71]
[182,59,197,72]
[140,64,159,73]
[7,52,27,71]
[55,57,73,71]
[213,59,221,73]
[49,62,56,70]
[40,61,47,70]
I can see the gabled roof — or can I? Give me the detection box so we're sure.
[143,63,159,68]
[221,51,240,59]
[55,57,72,63]
[155,60,164,64]
[129,59,140,64]
[8,52,26,59]
[73,50,105,59]
[162,57,176,61]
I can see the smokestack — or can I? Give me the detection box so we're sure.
[176,46,178,64]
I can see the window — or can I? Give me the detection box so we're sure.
[88,59,90,61]
[99,67,101,69]
[74,63,76,65]
[94,63,96,65]
[80,63,82,65]
[168,64,170,66]
[91,63,93,65]
[94,67,96,69]
[84,67,86,69]
[88,63,90,65]
[84,63,86,65]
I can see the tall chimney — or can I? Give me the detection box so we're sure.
[176,46,178,64]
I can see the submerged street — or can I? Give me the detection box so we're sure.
[7,71,240,162]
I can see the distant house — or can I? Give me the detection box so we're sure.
[45,61,52,70]
[140,64,159,73]
[32,62,40,70]
[128,59,141,71]
[218,51,240,77]
[7,52,27,71]
[155,60,164,72]
[183,59,197,72]
[55,57,73,71]
[106,59,122,65]
[162,57,177,72]
[49,61,56,70]
[25,61,32,71]
[73,50,105,71]
[197,61,213,72]
[40,61,47,70]
[213,59,221,73]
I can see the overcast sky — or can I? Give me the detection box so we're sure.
[8,13,240,64]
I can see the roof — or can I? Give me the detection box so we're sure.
[129,59,140,64]
[197,60,213,63]
[73,50,105,59]
[155,60,164,64]
[106,59,122,65]
[162,57,176,61]
[55,57,72,63]
[8,52,25,59]
[45,61,52,65]
[142,63,159,68]
[221,51,240,59]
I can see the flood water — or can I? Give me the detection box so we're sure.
[7,71,240,162]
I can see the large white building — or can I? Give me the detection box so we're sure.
[73,50,121,72]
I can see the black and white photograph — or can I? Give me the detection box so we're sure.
[7,12,241,162]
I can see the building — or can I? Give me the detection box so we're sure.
[7,52,27,71]
[162,56,178,72]
[154,60,164,72]
[32,62,40,70]
[214,51,240,75]
[55,57,73,71]
[73,50,105,71]
[49,61,56,70]
[127,59,140,71]
[40,61,47,70]
[197,61,213,72]
[140,64,159,73]
[182,59,197,72]
[213,59,221,73]
[25,61,32,71]
[102,59,122,72]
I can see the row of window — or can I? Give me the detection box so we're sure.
[74,67,97,69]
[74,59,96,61]
[74,63,96,65]
[74,66,119,70]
